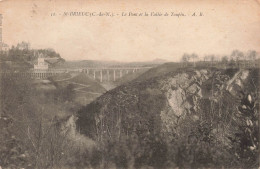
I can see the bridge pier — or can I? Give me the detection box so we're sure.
[107,70,109,81]
[113,70,116,81]
[120,70,122,78]
[100,70,103,82]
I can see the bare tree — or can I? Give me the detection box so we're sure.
[181,53,190,67]
[210,55,215,67]
[16,41,30,50]
[190,53,198,67]
[204,55,215,67]
[247,50,257,67]
[231,50,244,68]
[221,56,228,68]
[203,55,210,67]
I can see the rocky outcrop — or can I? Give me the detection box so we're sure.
[160,68,253,133]
[76,68,256,143]
[160,69,210,117]
[73,67,258,168]
[159,69,211,136]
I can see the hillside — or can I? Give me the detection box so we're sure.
[49,73,107,105]
[76,67,259,168]
[112,68,149,86]
[69,73,107,93]
[134,62,182,81]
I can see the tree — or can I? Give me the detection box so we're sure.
[231,50,244,68]
[247,50,257,67]
[16,41,30,50]
[181,53,190,67]
[221,56,229,68]
[190,53,198,67]
[229,92,259,168]
[203,55,215,67]
[0,72,81,168]
[203,55,210,67]
[209,55,215,67]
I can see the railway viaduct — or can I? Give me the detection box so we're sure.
[1,67,152,82]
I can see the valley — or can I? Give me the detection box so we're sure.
[1,54,259,169]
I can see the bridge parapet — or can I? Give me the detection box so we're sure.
[0,66,152,81]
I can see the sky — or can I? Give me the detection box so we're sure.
[0,0,260,62]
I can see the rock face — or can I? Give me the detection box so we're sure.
[74,67,259,168]
[161,69,209,117]
[159,70,211,136]
[76,68,255,140]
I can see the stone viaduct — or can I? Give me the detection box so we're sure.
[1,67,152,82]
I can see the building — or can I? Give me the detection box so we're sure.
[34,56,48,70]
[33,53,60,70]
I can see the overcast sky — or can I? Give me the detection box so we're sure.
[1,0,260,62]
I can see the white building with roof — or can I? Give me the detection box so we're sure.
[34,56,48,70]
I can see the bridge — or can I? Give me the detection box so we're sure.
[81,67,150,82]
[1,67,152,82]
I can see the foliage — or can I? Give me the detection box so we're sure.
[0,41,64,65]
[0,73,84,168]
[180,49,259,69]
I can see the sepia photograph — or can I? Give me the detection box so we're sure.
[0,0,259,168]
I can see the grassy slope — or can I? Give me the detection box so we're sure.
[134,62,182,81]
[112,69,149,86]
[68,73,107,93]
